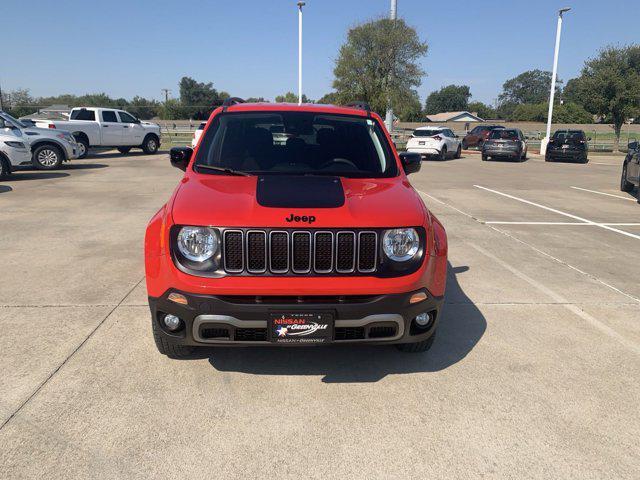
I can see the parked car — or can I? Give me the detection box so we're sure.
[406,126,461,160]
[1,110,79,170]
[461,125,504,149]
[0,131,31,179]
[546,130,589,163]
[191,122,207,148]
[145,98,448,357]
[36,107,161,158]
[621,140,640,203]
[482,128,528,161]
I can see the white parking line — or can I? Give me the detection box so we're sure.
[468,243,640,355]
[570,186,637,202]
[474,185,640,241]
[485,221,640,226]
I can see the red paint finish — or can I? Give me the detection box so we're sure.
[145,103,447,299]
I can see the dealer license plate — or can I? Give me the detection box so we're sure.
[269,312,334,344]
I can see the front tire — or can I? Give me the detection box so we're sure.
[621,163,633,192]
[32,144,63,170]
[482,154,488,161]
[396,333,436,353]
[0,157,10,179]
[74,134,89,159]
[455,144,462,159]
[142,134,160,154]
[151,319,195,358]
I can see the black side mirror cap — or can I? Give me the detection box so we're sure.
[170,146,192,171]
[399,151,421,175]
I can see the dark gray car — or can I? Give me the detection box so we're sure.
[482,128,527,162]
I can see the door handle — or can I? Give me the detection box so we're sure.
[104,125,109,127]
[123,126,129,128]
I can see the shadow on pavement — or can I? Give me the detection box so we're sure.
[205,263,486,383]
[61,163,108,170]
[0,185,12,193]
[4,171,70,181]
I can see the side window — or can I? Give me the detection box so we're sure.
[102,111,118,123]
[118,111,136,123]
[447,129,454,137]
[71,109,96,121]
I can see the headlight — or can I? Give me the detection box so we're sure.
[177,226,218,262]
[382,228,419,262]
[4,141,25,148]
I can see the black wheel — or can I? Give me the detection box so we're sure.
[521,148,527,161]
[396,333,436,353]
[32,144,63,170]
[74,134,89,159]
[545,155,553,162]
[461,140,468,149]
[439,146,447,161]
[621,163,633,192]
[581,156,589,164]
[482,154,488,161]
[151,318,195,358]
[0,156,10,179]
[142,134,160,154]
[117,147,132,154]
[455,145,462,159]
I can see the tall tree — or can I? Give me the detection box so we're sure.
[467,101,495,119]
[498,69,560,105]
[423,85,470,114]
[179,77,221,119]
[568,45,640,150]
[316,92,339,104]
[333,18,428,116]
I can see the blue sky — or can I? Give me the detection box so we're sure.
[2,0,638,105]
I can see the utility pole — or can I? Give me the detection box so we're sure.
[541,7,571,155]
[0,79,4,111]
[297,2,305,105]
[384,0,397,133]
[161,88,171,103]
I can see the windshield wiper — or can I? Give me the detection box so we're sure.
[194,164,252,176]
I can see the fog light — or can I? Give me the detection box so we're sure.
[163,314,182,331]
[415,312,431,327]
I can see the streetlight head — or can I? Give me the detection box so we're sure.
[297,1,305,7]
[559,7,571,14]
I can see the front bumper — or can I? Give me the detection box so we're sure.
[546,149,586,161]
[149,289,444,346]
[407,146,440,157]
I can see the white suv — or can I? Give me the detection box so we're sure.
[0,131,31,179]
[406,126,462,161]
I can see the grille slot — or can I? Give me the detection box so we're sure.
[223,230,244,272]
[234,328,268,342]
[335,327,365,340]
[368,325,397,339]
[222,229,378,275]
[335,232,356,273]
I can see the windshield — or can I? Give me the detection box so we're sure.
[553,131,584,141]
[413,129,443,137]
[194,112,397,178]
[489,129,518,140]
[0,111,26,128]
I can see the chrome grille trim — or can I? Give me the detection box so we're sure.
[335,231,356,273]
[357,231,378,273]
[313,231,334,274]
[222,230,244,273]
[245,230,267,273]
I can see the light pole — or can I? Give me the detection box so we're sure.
[541,7,571,155]
[385,0,397,133]
[297,2,305,105]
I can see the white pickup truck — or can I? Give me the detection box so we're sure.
[36,107,161,158]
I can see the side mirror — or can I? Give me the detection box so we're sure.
[170,146,192,171]
[134,118,141,124]
[628,141,637,150]
[587,137,592,141]
[399,151,421,175]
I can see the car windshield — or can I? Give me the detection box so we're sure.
[194,111,397,178]
[0,111,26,128]
[553,131,584,141]
[414,129,443,137]
[489,129,518,140]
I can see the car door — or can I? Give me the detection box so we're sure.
[445,129,458,151]
[100,110,123,146]
[118,111,144,146]
[630,149,640,183]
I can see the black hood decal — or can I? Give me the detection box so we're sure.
[256,175,345,208]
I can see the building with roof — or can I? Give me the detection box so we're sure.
[425,111,484,123]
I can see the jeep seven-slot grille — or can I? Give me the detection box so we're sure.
[222,229,378,275]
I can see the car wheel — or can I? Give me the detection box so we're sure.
[521,148,527,161]
[455,144,462,159]
[396,333,436,353]
[117,147,132,154]
[439,146,447,161]
[142,134,160,154]
[545,155,553,162]
[461,140,467,149]
[482,154,488,161]
[0,157,10,179]
[74,134,89,159]
[621,163,634,192]
[581,156,589,164]
[32,144,63,170]
[151,318,195,358]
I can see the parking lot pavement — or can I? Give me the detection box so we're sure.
[1,152,639,479]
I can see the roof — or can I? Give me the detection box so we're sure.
[415,125,447,130]
[425,111,484,123]
[220,102,371,118]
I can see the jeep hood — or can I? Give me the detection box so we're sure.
[171,175,426,228]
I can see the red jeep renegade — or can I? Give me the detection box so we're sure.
[145,99,448,357]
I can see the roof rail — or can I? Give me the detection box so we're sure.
[221,97,245,111]
[345,101,371,115]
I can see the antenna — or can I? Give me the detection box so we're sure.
[161,88,171,102]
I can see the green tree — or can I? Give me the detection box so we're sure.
[424,85,470,114]
[568,45,640,150]
[498,70,560,106]
[396,90,423,121]
[467,101,495,119]
[158,99,186,120]
[275,92,312,103]
[4,89,37,117]
[245,97,268,103]
[333,18,428,116]
[316,92,339,104]
[179,77,221,119]
[128,96,160,119]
